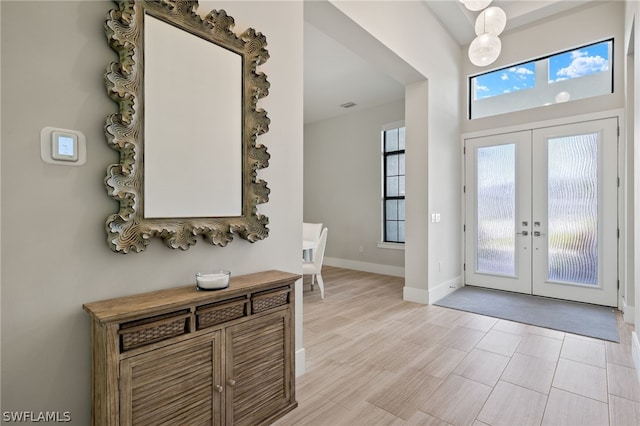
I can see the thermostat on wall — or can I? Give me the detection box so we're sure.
[41,127,87,166]
[51,131,78,161]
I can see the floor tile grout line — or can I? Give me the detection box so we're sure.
[548,384,613,405]
[606,359,612,426]
[541,338,564,424]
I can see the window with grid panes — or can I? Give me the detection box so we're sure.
[383,126,405,243]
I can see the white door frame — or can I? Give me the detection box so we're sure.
[461,109,625,308]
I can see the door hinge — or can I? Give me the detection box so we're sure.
[463,146,466,155]
[617,125,620,137]
[617,229,620,238]
[463,224,466,232]
[463,263,466,271]
[618,177,620,187]
[463,185,466,193]
[617,279,620,290]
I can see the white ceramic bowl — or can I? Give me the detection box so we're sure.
[196,270,230,290]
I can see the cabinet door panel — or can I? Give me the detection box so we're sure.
[226,311,292,426]
[120,332,222,426]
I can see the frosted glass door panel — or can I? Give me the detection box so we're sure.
[476,144,516,276]
[547,134,598,285]
[464,130,532,295]
[532,118,618,306]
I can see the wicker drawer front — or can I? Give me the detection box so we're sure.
[251,287,291,314]
[119,310,190,352]
[196,297,248,330]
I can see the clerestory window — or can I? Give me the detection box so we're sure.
[470,39,613,119]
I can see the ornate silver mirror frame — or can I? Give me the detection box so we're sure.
[104,0,271,253]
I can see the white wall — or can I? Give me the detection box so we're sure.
[624,0,636,324]
[304,100,405,274]
[322,1,462,303]
[0,0,3,410]
[626,0,640,384]
[0,1,303,422]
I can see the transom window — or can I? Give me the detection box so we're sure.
[382,125,405,243]
[470,39,613,119]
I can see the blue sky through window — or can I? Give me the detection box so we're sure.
[474,62,535,100]
[473,40,611,101]
[549,41,609,83]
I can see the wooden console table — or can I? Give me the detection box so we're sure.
[84,270,299,426]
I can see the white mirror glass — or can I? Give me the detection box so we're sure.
[143,14,242,218]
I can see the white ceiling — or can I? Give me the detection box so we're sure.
[303,21,406,124]
[303,0,594,124]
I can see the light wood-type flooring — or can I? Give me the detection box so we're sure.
[273,266,640,426]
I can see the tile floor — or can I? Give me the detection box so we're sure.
[273,267,640,426]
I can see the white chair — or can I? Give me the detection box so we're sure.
[302,222,323,261]
[303,227,328,299]
[303,222,323,243]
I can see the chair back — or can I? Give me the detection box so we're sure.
[303,222,323,242]
[313,228,328,270]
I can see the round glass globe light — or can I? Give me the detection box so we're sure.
[555,91,571,103]
[468,33,501,66]
[461,0,492,12]
[475,7,507,36]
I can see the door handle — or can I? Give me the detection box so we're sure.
[516,231,529,236]
[533,231,545,237]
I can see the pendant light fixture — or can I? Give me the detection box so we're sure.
[468,33,502,67]
[474,6,506,37]
[460,0,492,12]
[466,2,506,67]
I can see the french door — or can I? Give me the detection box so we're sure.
[464,118,618,306]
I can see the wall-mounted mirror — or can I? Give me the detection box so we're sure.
[104,0,271,253]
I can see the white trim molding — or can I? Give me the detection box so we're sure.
[324,257,404,277]
[295,348,306,377]
[633,332,640,386]
[429,276,462,304]
[403,285,429,304]
[462,109,625,140]
[377,242,405,251]
[622,297,635,324]
[401,277,465,305]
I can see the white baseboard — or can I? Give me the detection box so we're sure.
[403,286,429,304]
[295,348,306,377]
[633,332,640,386]
[622,298,635,324]
[324,257,404,277]
[429,276,462,304]
[324,257,457,305]
[403,276,462,305]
